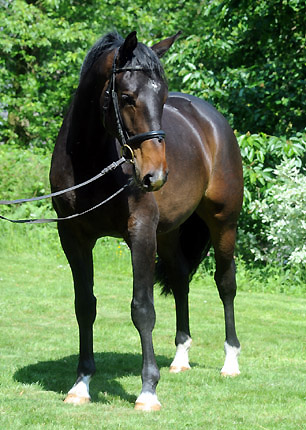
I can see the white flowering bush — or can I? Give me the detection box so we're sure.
[248,159,306,270]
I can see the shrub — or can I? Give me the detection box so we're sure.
[250,160,306,267]
[236,131,306,264]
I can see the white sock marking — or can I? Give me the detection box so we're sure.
[221,341,241,375]
[68,375,91,399]
[135,392,161,409]
[170,337,192,372]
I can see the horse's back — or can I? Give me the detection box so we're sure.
[167,92,228,126]
[165,92,241,166]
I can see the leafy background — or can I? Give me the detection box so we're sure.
[1,0,305,285]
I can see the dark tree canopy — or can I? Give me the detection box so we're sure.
[0,0,305,148]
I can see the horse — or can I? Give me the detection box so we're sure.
[49,30,243,411]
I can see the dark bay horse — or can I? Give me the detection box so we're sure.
[50,31,243,411]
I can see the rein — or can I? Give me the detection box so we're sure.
[0,48,166,224]
[0,185,128,224]
[0,157,128,224]
[0,157,126,206]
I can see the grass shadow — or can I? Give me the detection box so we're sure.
[14,351,171,404]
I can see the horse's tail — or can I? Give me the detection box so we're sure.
[155,212,211,295]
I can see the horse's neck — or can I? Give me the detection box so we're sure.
[65,69,121,176]
[67,89,108,154]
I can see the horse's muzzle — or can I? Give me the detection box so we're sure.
[141,168,168,192]
[130,132,168,192]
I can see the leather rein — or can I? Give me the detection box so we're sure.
[0,49,166,224]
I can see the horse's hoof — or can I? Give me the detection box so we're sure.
[134,402,161,411]
[169,365,191,373]
[64,393,91,405]
[134,392,161,411]
[221,370,240,377]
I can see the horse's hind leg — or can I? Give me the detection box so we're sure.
[57,222,96,404]
[157,230,192,373]
[210,223,241,376]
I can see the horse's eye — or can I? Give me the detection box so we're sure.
[121,94,135,106]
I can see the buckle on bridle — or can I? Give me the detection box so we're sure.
[121,144,135,163]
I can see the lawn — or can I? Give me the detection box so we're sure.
[0,231,305,429]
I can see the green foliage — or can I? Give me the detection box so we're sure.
[248,161,306,272]
[1,0,305,148]
[0,145,57,249]
[0,145,51,211]
[236,131,306,284]
[237,131,306,207]
[165,0,306,135]
[0,0,98,148]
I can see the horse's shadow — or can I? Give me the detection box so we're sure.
[14,352,171,404]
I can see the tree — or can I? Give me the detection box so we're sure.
[0,0,305,148]
[164,0,306,135]
[0,0,100,148]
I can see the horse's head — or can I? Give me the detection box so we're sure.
[101,31,181,192]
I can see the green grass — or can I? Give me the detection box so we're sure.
[0,231,306,429]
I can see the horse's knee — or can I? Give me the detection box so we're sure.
[214,260,237,299]
[131,297,156,332]
[75,295,97,325]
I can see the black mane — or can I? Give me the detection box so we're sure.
[80,32,123,79]
[80,31,165,81]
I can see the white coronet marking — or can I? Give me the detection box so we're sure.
[170,337,192,373]
[221,341,241,376]
[135,392,161,411]
[67,375,91,400]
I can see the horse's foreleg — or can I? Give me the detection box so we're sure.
[128,220,161,411]
[58,223,96,404]
[212,225,241,377]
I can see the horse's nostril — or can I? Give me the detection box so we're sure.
[143,173,153,189]
[141,171,167,192]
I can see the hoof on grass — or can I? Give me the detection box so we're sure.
[169,365,191,373]
[134,392,161,411]
[134,402,161,411]
[220,370,240,377]
[64,393,91,405]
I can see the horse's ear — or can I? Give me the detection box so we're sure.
[151,31,182,58]
[118,31,138,66]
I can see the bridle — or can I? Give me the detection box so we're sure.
[0,47,167,224]
[102,48,166,161]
